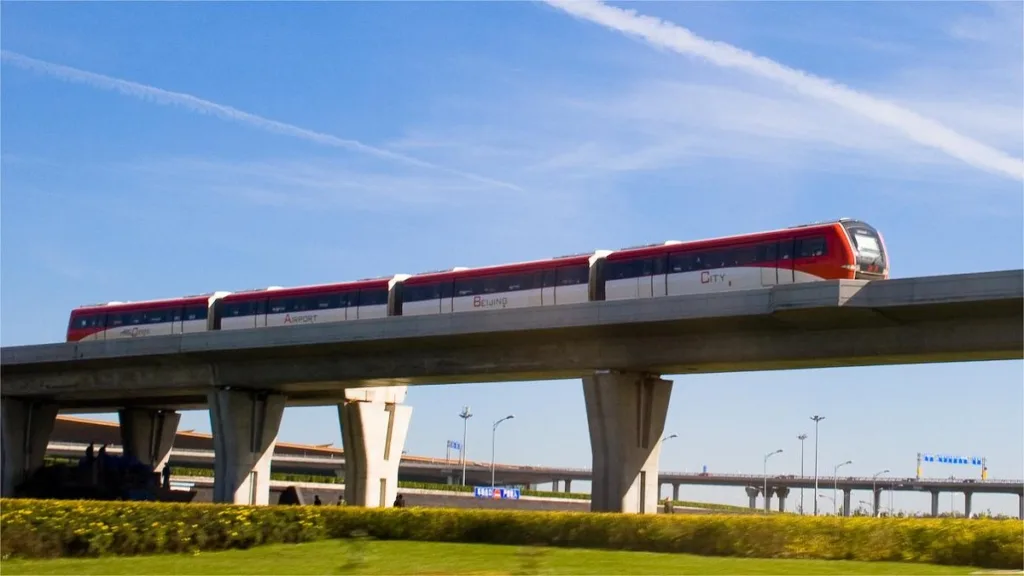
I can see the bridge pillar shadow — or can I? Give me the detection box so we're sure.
[1,398,58,497]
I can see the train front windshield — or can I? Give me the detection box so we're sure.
[842,221,888,278]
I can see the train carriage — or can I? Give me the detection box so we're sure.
[393,251,611,317]
[598,218,888,301]
[212,277,405,331]
[66,292,228,342]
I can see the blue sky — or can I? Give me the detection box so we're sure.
[2,1,1022,515]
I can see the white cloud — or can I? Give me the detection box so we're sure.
[540,0,1024,181]
[0,50,523,193]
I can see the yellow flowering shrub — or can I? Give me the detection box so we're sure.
[1,499,1020,569]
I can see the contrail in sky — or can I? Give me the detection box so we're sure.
[543,0,1024,182]
[0,50,523,192]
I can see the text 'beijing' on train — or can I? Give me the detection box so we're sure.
[67,219,889,342]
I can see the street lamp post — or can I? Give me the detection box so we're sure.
[797,433,808,514]
[763,449,783,514]
[490,415,515,488]
[872,469,890,517]
[458,406,472,486]
[833,460,852,515]
[810,415,825,515]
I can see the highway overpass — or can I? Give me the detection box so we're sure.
[45,415,1024,519]
[4,269,1022,513]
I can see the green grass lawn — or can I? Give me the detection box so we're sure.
[1,539,983,575]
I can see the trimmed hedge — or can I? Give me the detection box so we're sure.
[1,499,1021,568]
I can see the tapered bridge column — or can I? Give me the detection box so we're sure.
[118,408,180,472]
[584,371,672,514]
[1,398,58,497]
[208,389,286,505]
[338,386,412,508]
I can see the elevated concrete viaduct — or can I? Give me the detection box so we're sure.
[3,270,1022,513]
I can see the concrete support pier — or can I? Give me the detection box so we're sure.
[338,386,412,508]
[842,489,852,516]
[776,487,790,512]
[1,398,58,497]
[564,479,572,493]
[672,483,680,502]
[1019,494,1023,520]
[872,488,882,517]
[963,492,973,518]
[745,486,759,509]
[584,371,672,514]
[118,408,180,472]
[208,389,286,505]
[930,491,941,517]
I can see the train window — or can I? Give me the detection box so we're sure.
[220,302,251,318]
[314,294,345,310]
[796,236,827,258]
[606,259,641,280]
[779,241,793,260]
[454,278,481,297]
[493,272,536,293]
[405,283,441,303]
[143,310,166,324]
[290,298,311,313]
[73,314,105,329]
[733,246,758,266]
[440,281,453,299]
[556,265,588,286]
[479,276,499,295]
[172,308,183,322]
[108,313,125,328]
[269,299,288,314]
[542,269,556,289]
[652,256,668,275]
[334,292,351,308]
[128,312,144,325]
[756,243,777,263]
[669,252,694,273]
[359,289,388,307]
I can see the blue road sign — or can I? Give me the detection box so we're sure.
[447,440,462,451]
[473,486,521,500]
[922,453,982,466]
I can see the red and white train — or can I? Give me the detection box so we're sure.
[66,219,889,342]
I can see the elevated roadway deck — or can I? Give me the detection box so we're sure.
[2,270,1021,409]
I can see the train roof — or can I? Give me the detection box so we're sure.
[403,253,595,285]
[72,292,226,313]
[219,277,392,302]
[606,220,847,261]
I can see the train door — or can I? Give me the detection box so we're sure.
[172,307,183,335]
[255,299,268,328]
[637,258,654,298]
[441,281,453,314]
[777,239,795,284]
[542,270,556,305]
[760,243,777,287]
[653,255,668,297]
